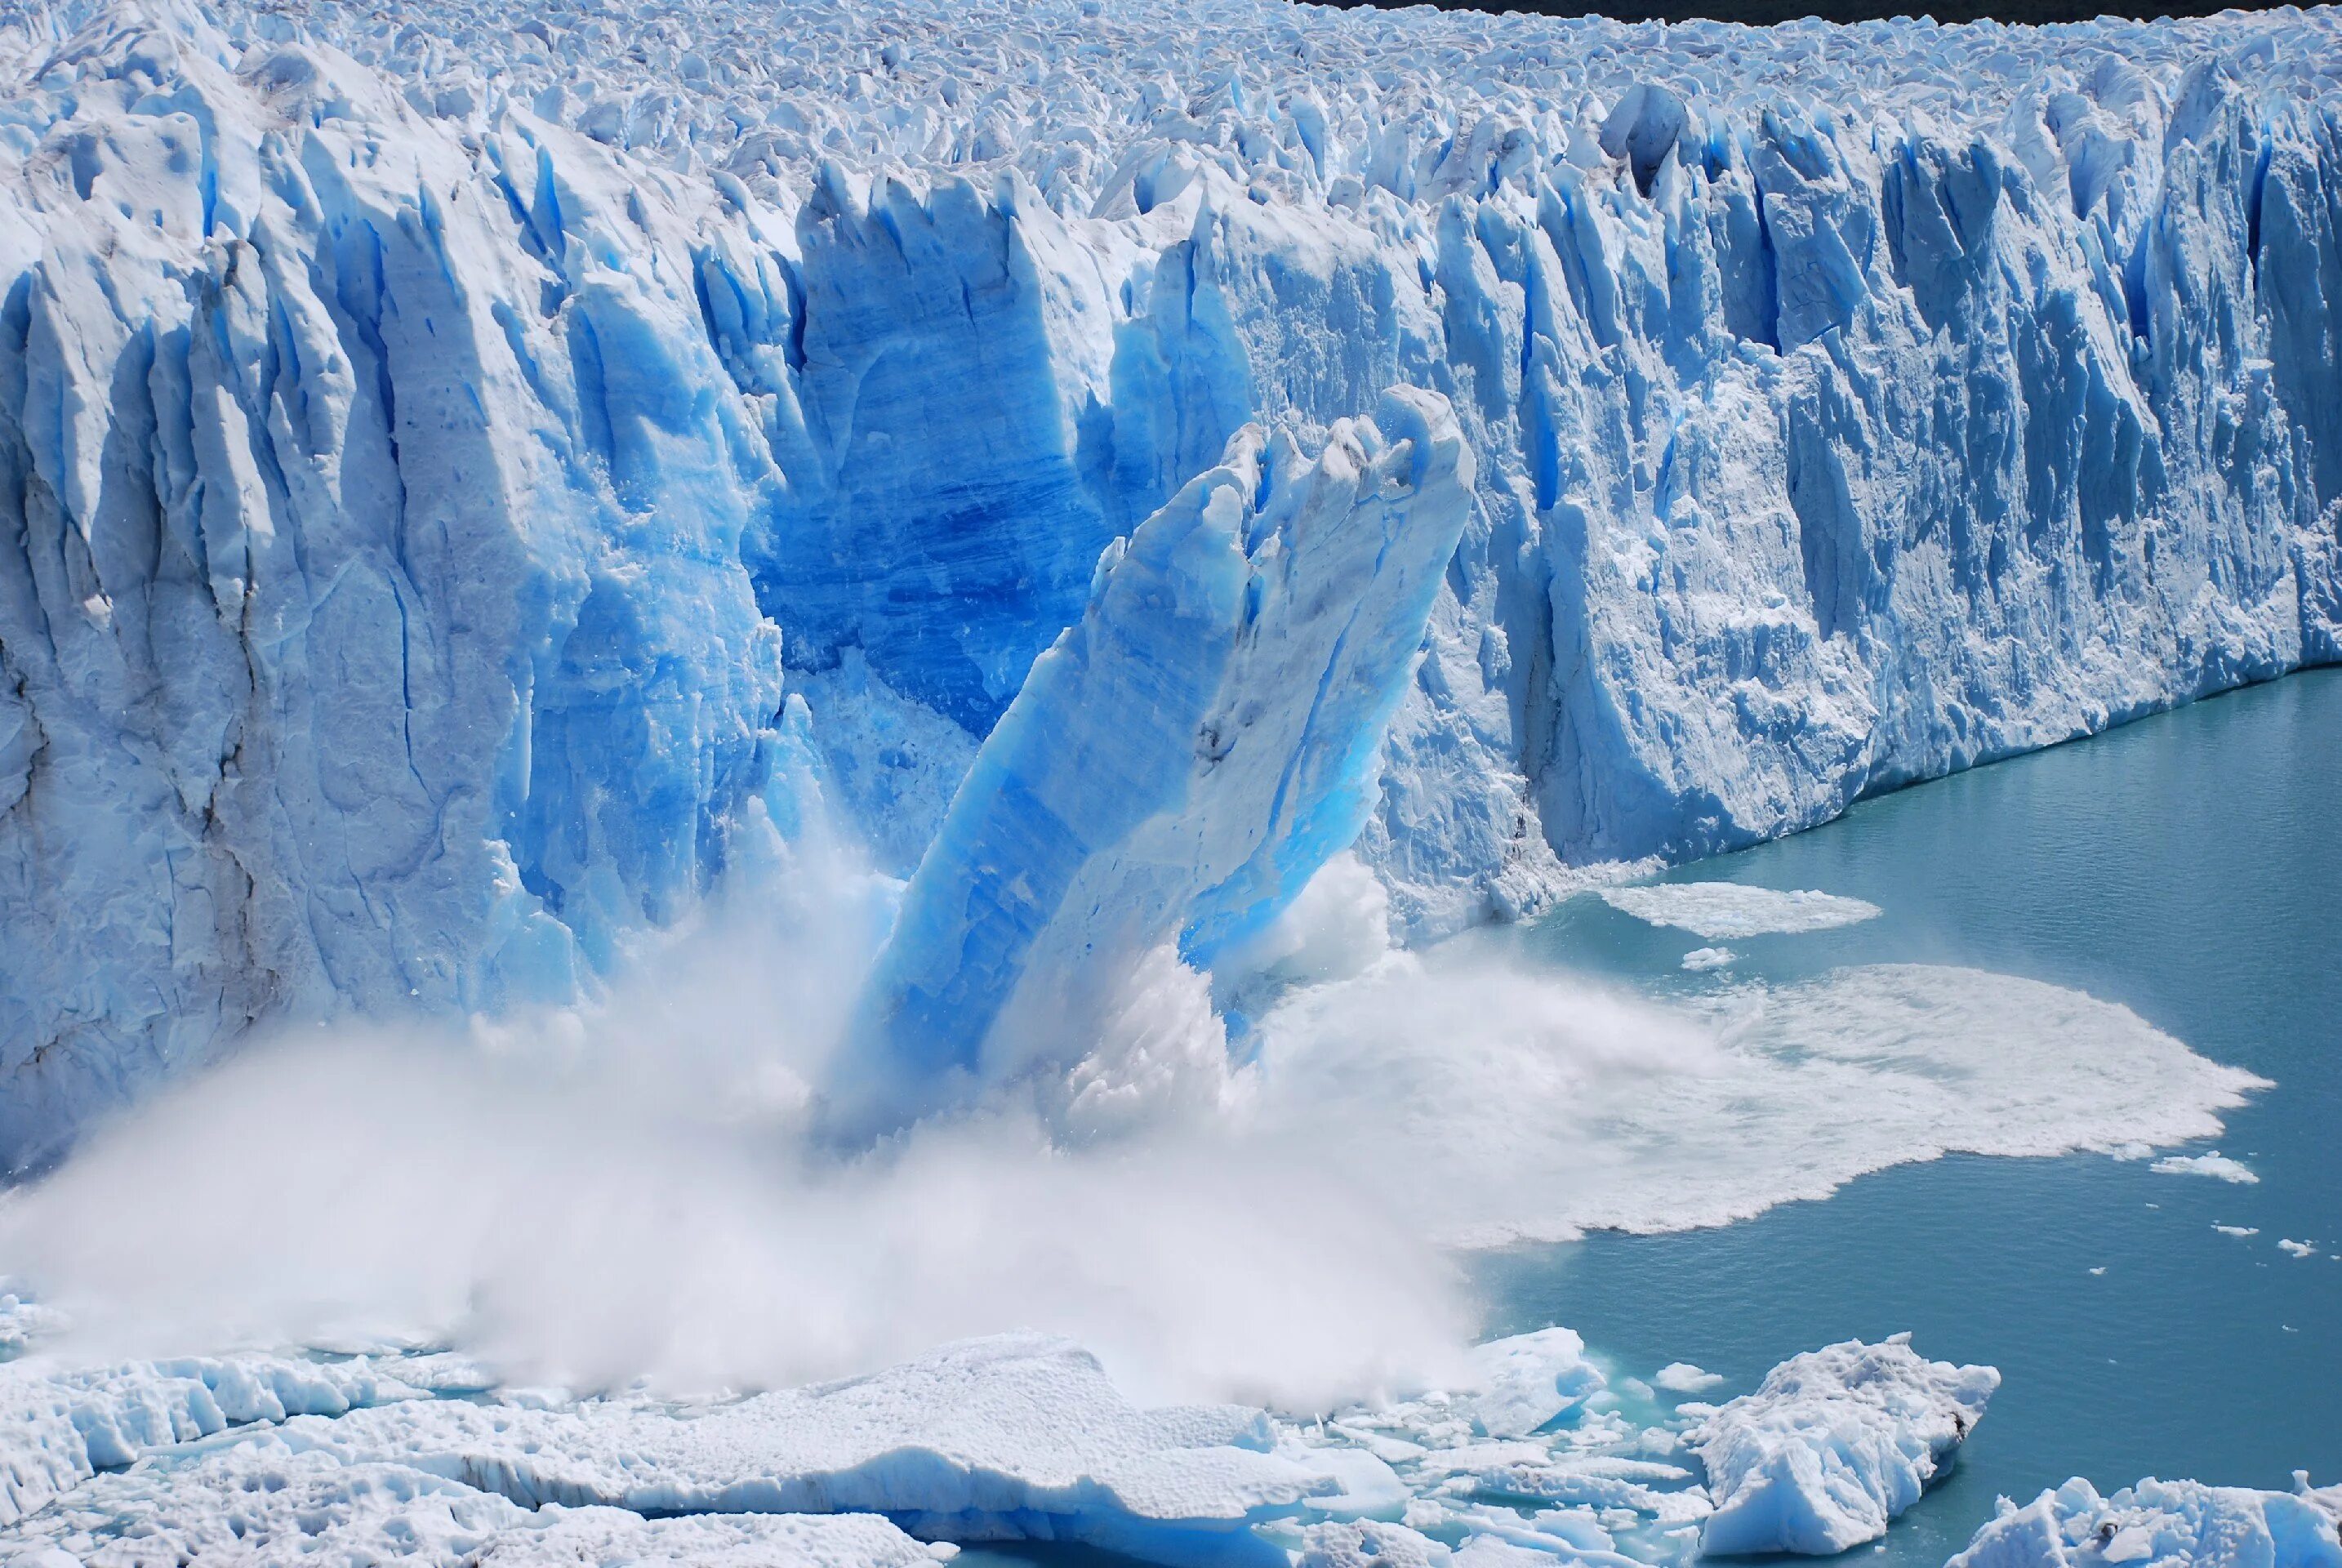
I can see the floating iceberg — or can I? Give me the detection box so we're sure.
[2150,1152,2259,1184]
[1690,1335,1998,1555]
[1653,1364,1725,1396]
[1946,1476,2342,1568]
[1597,885,1882,940]
[21,1317,2331,1568]
[4,0,2342,1154]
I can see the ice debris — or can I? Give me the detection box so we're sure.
[1679,949,1737,973]
[1598,887,1882,942]
[1946,1476,2342,1568]
[1689,1334,1998,1555]
[1652,1365,1725,1396]
[841,395,1472,1133]
[0,1436,958,1567]
[2150,1153,2259,1184]
[0,1348,460,1529]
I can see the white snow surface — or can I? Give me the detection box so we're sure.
[2,1437,956,1568]
[3,0,2342,1154]
[1945,1476,2342,1568]
[1596,886,1883,940]
[1690,1335,1999,1556]
[0,1324,2020,1568]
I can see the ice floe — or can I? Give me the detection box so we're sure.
[1596,887,1883,942]
[1690,1335,1997,1555]
[2151,1153,2260,1184]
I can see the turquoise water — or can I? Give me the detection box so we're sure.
[963,668,2341,1568]
[1478,666,2342,1565]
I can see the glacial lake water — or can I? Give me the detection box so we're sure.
[966,666,2340,1568]
[1480,665,2342,1566]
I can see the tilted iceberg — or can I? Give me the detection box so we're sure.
[839,392,1471,1132]
[3,0,2341,1150]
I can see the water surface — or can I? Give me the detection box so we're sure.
[1480,667,2342,1566]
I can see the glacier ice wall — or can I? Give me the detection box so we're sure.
[3,0,2341,1157]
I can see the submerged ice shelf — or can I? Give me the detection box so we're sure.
[4,0,2342,1152]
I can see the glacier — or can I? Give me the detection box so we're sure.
[3,0,2342,1152]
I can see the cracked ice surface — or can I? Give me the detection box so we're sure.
[0,1321,2328,1568]
[6,0,2342,1152]
[0,1326,1729,1568]
[1689,1335,1998,1556]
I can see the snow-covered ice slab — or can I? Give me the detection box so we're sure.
[1947,1476,2342,1568]
[0,1434,956,1567]
[260,1334,1389,1565]
[0,1334,1396,1567]
[1252,963,2265,1245]
[1689,1335,1997,1555]
[1468,1330,1608,1440]
[1597,887,1881,941]
[0,1348,461,1529]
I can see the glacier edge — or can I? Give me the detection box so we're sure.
[1,0,2340,1154]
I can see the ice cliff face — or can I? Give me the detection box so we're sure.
[840,394,1472,1132]
[4,0,2342,1156]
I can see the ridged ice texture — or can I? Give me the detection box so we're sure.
[0,1331,1308,1567]
[843,392,1472,1129]
[5,0,2342,1154]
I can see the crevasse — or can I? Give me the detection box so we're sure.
[2,0,2340,1157]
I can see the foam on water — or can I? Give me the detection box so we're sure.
[1244,950,2263,1246]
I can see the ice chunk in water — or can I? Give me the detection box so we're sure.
[1690,1335,1997,1555]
